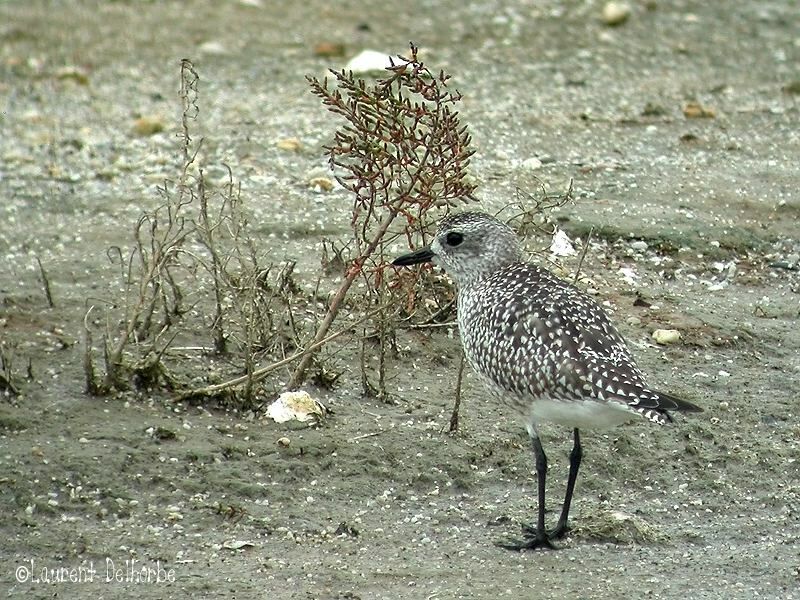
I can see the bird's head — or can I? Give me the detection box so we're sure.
[393,212,522,286]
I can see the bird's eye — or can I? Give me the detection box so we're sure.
[445,232,464,247]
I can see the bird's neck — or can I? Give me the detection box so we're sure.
[454,259,523,288]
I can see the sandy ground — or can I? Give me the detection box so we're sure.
[1,1,799,599]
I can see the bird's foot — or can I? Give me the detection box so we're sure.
[496,524,557,551]
[547,520,570,540]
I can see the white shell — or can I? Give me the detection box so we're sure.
[266,391,327,425]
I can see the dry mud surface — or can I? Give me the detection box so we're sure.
[1,1,799,599]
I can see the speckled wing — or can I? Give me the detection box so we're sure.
[459,262,687,421]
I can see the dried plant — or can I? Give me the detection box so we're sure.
[500,182,575,239]
[83,60,296,403]
[0,341,21,397]
[288,43,476,389]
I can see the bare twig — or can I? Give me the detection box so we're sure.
[403,320,458,330]
[449,351,466,432]
[286,205,400,388]
[82,306,102,395]
[35,256,54,308]
[573,226,594,285]
[359,326,377,397]
[179,58,200,168]
[348,431,386,442]
[0,343,21,396]
[179,307,385,400]
[196,168,227,353]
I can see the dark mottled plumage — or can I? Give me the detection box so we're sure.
[394,211,701,550]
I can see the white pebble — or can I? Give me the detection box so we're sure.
[652,329,681,345]
[199,40,228,56]
[345,50,405,74]
[520,157,543,170]
[550,229,576,256]
[602,2,631,26]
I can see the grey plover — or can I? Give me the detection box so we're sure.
[393,211,702,550]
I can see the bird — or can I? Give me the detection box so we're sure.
[392,211,702,550]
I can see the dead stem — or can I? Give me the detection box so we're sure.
[179,307,385,400]
[573,226,594,285]
[35,256,54,308]
[449,351,466,432]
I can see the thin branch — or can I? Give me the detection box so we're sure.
[35,256,54,308]
[179,307,385,400]
[449,351,466,432]
[573,226,594,285]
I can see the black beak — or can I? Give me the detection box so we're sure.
[392,246,435,266]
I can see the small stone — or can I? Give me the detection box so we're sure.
[719,401,729,411]
[132,116,165,136]
[199,40,228,56]
[55,66,90,85]
[277,437,291,447]
[222,540,255,550]
[707,281,728,292]
[652,329,681,345]
[630,240,648,252]
[276,138,302,152]
[769,254,799,271]
[626,316,642,327]
[313,42,346,58]
[21,110,44,123]
[683,101,716,119]
[309,176,334,192]
[602,2,631,26]
[521,157,543,170]
[641,102,667,117]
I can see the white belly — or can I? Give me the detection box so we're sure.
[530,397,639,430]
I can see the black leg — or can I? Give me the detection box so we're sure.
[551,428,582,539]
[531,435,549,537]
[496,434,555,551]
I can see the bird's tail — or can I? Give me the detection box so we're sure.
[655,391,703,413]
